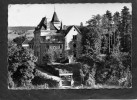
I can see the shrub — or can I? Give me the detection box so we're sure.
[8,44,36,88]
[39,64,59,76]
[8,72,15,89]
[32,75,59,88]
[42,52,51,65]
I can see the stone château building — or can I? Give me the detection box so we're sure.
[33,11,82,64]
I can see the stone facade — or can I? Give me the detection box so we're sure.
[65,26,82,63]
[34,11,82,65]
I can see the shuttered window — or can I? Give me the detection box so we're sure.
[60,44,62,49]
[73,35,77,40]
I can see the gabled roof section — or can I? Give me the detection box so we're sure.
[65,26,73,35]
[64,25,81,36]
[73,25,81,34]
[51,11,60,22]
[35,17,47,30]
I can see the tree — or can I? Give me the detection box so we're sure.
[79,27,89,54]
[86,14,102,56]
[12,61,35,87]
[105,10,113,54]
[120,6,131,52]
[113,11,121,49]
[13,35,26,46]
[77,7,131,87]
[8,43,36,87]
[113,12,121,25]
[42,52,51,65]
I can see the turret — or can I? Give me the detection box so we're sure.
[50,11,62,31]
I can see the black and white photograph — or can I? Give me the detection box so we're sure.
[8,3,132,89]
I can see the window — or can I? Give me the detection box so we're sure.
[73,43,76,48]
[74,53,76,57]
[47,45,49,49]
[60,53,63,58]
[73,35,77,40]
[42,36,45,41]
[60,44,62,49]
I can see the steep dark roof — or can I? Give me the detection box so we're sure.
[36,17,47,30]
[22,39,30,45]
[59,30,67,36]
[60,21,62,30]
[64,25,81,36]
[51,12,60,22]
[50,22,58,30]
[74,26,81,34]
[65,26,73,35]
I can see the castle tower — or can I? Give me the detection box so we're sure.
[33,29,41,64]
[50,11,62,31]
[34,10,64,65]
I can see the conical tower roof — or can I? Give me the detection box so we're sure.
[51,11,60,22]
[50,22,58,30]
[60,21,62,30]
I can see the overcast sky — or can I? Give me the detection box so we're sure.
[8,3,132,27]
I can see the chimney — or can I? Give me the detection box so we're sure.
[63,25,67,30]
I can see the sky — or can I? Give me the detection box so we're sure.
[8,3,132,27]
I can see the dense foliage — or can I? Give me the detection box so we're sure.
[13,35,26,46]
[78,6,132,87]
[8,39,59,89]
[8,41,37,88]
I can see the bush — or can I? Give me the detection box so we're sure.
[95,52,131,87]
[76,55,97,86]
[42,53,51,65]
[95,56,121,84]
[8,44,36,88]
[11,62,35,87]
[8,72,15,89]
[39,64,59,76]
[32,74,59,88]
[13,35,26,46]
[32,76,49,86]
[85,73,96,87]
[118,67,132,88]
